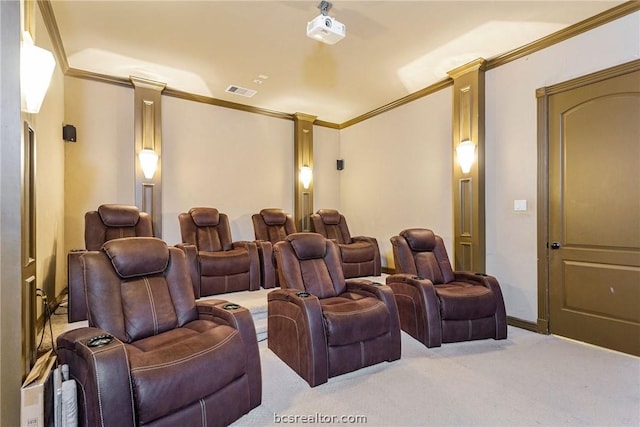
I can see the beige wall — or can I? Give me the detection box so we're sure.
[34,7,66,306]
[339,88,454,268]
[485,10,640,322]
[161,97,296,244]
[64,78,134,253]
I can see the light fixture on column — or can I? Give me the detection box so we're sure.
[456,139,476,174]
[299,165,312,189]
[138,149,159,179]
[20,32,56,114]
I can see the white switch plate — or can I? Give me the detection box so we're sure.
[514,199,527,211]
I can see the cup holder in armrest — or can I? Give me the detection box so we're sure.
[475,273,488,276]
[222,303,241,310]
[295,292,311,298]
[412,275,424,280]
[372,282,383,286]
[87,334,114,348]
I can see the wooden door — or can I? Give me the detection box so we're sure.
[546,65,640,356]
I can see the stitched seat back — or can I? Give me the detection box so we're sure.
[82,237,198,342]
[394,228,455,284]
[179,207,234,252]
[274,233,346,298]
[85,204,153,250]
[252,208,297,243]
[310,209,353,244]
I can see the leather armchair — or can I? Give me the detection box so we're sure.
[251,208,297,288]
[268,232,401,387]
[310,209,381,278]
[386,228,507,347]
[178,207,260,297]
[56,237,262,427]
[67,204,153,322]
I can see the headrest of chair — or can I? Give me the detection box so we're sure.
[98,204,140,227]
[317,209,341,225]
[261,208,287,226]
[103,237,169,278]
[287,233,327,260]
[400,228,437,252]
[189,207,220,227]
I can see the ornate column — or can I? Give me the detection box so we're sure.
[448,59,486,272]
[294,113,316,232]
[131,76,165,237]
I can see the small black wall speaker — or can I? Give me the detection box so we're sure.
[63,124,76,142]
[337,159,344,170]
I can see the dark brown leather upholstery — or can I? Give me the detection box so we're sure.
[67,204,153,322]
[268,232,401,387]
[386,228,507,347]
[251,208,297,288]
[56,237,262,427]
[178,207,260,297]
[310,209,381,278]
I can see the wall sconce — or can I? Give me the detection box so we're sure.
[138,149,159,179]
[299,165,312,189]
[20,32,56,114]
[456,139,476,174]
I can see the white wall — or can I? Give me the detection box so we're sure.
[313,125,342,212]
[485,11,640,322]
[339,88,453,268]
[161,97,295,244]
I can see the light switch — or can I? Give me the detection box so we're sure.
[514,199,527,211]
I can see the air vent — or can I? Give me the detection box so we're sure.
[225,85,257,98]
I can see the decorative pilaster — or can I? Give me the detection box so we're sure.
[131,76,165,237]
[294,113,316,232]
[448,59,486,272]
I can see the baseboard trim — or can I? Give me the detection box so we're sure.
[507,316,538,332]
[381,266,395,275]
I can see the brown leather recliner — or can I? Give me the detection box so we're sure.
[251,208,297,288]
[67,204,153,322]
[386,228,507,347]
[56,237,262,427]
[178,207,260,298]
[310,209,381,278]
[268,232,401,387]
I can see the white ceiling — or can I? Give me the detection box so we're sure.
[49,1,625,124]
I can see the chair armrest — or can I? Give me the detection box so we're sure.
[56,327,135,427]
[176,243,200,298]
[67,250,88,323]
[254,240,276,288]
[196,300,262,408]
[232,241,261,290]
[267,288,328,386]
[346,279,401,360]
[351,236,381,275]
[385,273,442,347]
[454,272,507,338]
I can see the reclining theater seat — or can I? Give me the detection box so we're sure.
[310,209,381,278]
[268,232,401,387]
[178,207,260,298]
[67,204,153,322]
[251,208,297,288]
[56,237,262,427]
[386,228,507,348]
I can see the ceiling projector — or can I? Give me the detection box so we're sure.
[306,14,346,45]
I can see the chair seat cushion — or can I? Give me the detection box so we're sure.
[321,293,389,346]
[127,322,247,424]
[339,242,375,263]
[199,248,250,276]
[436,282,497,320]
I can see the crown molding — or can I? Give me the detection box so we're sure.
[38,0,639,130]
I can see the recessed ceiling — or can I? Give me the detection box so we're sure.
[49,1,625,124]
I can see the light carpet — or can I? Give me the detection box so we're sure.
[233,326,639,427]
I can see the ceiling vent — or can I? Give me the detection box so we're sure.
[225,85,257,98]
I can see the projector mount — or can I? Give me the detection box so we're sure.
[318,1,333,16]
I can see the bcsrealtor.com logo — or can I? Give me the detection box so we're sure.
[274,412,368,424]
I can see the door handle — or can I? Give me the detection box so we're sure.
[550,242,561,250]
